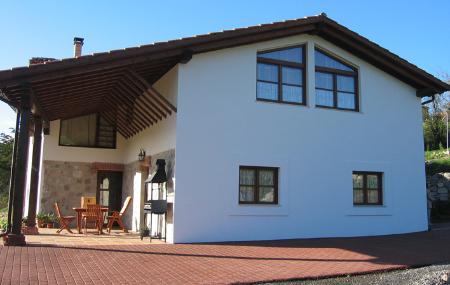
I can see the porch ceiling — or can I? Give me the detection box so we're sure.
[2,61,178,138]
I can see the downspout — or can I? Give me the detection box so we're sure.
[421,95,435,106]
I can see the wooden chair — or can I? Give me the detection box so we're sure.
[82,204,103,234]
[54,202,76,234]
[106,196,132,233]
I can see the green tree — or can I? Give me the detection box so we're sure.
[423,111,446,150]
[0,130,14,209]
[423,76,450,151]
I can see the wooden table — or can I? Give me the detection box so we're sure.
[73,207,109,234]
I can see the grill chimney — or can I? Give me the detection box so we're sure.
[146,159,167,184]
[73,37,84,57]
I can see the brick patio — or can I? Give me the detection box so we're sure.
[1,229,450,285]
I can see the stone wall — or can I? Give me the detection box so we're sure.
[40,160,97,216]
[427,173,450,202]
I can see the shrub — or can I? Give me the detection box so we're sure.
[0,213,7,231]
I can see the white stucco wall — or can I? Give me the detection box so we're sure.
[173,34,427,243]
[122,65,178,163]
[42,120,127,163]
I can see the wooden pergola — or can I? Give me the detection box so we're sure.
[2,64,178,138]
[0,37,187,245]
[0,13,448,245]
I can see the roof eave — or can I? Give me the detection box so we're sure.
[0,14,448,97]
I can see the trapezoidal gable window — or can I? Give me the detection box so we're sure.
[239,166,279,204]
[352,171,383,205]
[257,45,306,105]
[59,113,116,149]
[315,48,359,111]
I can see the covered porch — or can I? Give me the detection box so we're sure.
[0,39,182,245]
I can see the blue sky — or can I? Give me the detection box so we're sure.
[0,0,449,134]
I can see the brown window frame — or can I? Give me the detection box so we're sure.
[256,45,307,106]
[239,166,279,205]
[352,171,383,206]
[59,113,117,149]
[315,48,359,111]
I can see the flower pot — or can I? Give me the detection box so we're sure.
[47,223,54,228]
[140,229,150,240]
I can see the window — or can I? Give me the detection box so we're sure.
[352,171,383,205]
[59,113,116,148]
[315,48,358,111]
[239,166,278,204]
[257,46,306,105]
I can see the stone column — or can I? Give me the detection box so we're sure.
[26,116,43,234]
[6,112,20,233]
[4,93,31,246]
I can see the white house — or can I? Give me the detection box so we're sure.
[0,14,449,245]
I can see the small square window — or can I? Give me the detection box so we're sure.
[352,171,383,205]
[239,166,278,204]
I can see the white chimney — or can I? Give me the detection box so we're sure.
[73,37,84,57]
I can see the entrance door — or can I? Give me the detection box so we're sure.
[97,171,123,214]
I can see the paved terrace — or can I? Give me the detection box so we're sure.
[1,229,450,284]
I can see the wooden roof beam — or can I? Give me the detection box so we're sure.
[22,85,50,125]
[103,100,137,137]
[128,70,177,113]
[110,89,149,131]
[102,108,132,138]
[46,97,104,113]
[39,90,109,106]
[118,78,161,121]
[122,73,165,119]
[101,109,132,139]
[108,88,147,133]
[35,80,118,98]
[0,87,19,109]
[8,70,124,92]
[115,81,157,125]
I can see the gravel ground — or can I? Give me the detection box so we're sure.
[260,263,450,285]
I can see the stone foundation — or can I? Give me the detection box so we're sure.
[427,173,450,202]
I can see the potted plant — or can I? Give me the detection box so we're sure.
[36,213,46,228]
[22,216,28,227]
[140,226,150,240]
[0,214,7,233]
[46,213,56,228]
